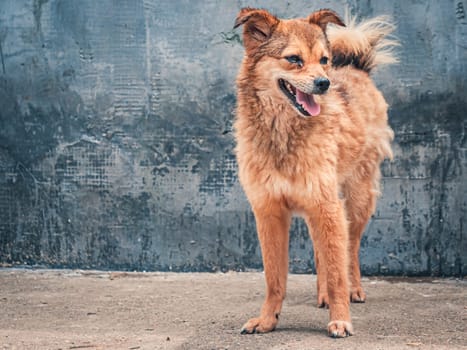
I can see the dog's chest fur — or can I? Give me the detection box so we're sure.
[235,95,346,203]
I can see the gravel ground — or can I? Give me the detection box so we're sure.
[0,269,465,350]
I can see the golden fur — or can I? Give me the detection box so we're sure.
[233,8,398,337]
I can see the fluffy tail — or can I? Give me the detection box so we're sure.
[327,15,399,73]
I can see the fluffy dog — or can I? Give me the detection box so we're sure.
[233,8,398,337]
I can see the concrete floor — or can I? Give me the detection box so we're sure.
[0,269,465,350]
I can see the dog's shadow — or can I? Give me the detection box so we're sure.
[273,325,325,335]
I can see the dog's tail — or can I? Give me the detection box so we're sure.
[327,15,399,73]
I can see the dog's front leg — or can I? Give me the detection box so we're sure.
[241,200,291,334]
[307,199,353,338]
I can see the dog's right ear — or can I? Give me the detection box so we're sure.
[234,8,279,53]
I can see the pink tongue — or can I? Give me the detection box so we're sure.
[296,90,321,116]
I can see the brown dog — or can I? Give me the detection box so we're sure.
[233,8,398,337]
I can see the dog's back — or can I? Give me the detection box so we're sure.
[327,16,398,185]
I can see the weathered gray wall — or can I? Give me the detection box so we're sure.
[0,0,465,275]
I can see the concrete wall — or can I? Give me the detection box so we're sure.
[0,0,465,275]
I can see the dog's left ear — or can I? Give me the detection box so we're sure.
[308,9,345,31]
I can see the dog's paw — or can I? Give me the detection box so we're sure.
[327,320,354,338]
[240,316,277,334]
[317,293,329,308]
[350,287,366,303]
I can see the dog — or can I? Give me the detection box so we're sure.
[233,8,398,337]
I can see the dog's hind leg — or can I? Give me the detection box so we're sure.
[241,200,291,334]
[343,168,380,303]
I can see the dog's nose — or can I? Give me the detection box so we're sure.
[314,77,330,93]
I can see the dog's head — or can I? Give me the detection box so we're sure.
[234,8,344,117]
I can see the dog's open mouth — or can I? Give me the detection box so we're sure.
[278,79,321,117]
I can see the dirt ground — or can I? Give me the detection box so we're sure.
[0,269,465,350]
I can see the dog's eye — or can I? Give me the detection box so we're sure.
[285,55,303,67]
[320,56,329,65]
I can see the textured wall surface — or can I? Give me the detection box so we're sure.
[0,0,465,275]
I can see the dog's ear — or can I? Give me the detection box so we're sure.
[234,8,279,53]
[308,9,345,31]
